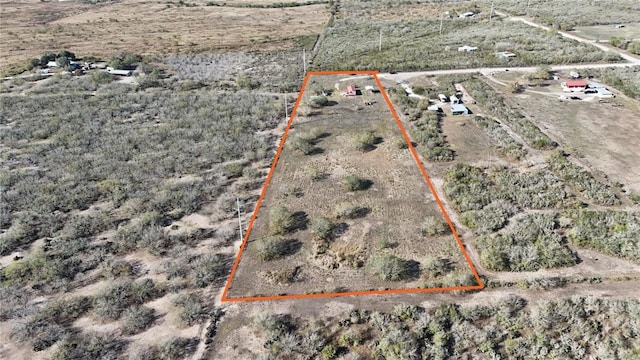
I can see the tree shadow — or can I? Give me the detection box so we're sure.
[352,207,371,219]
[332,222,350,238]
[308,147,325,155]
[402,260,422,280]
[291,211,308,231]
[359,179,374,191]
[283,239,303,257]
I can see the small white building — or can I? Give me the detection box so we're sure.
[451,104,469,115]
[459,11,475,18]
[106,67,133,76]
[46,61,59,68]
[438,94,447,103]
[458,45,478,53]
[427,104,440,111]
[450,95,460,104]
[497,51,517,60]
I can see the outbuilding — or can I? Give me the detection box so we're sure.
[341,85,357,96]
[106,67,133,76]
[458,45,478,53]
[563,79,588,92]
[451,104,469,116]
[497,51,517,60]
[438,94,448,103]
[450,95,460,104]
[596,88,615,98]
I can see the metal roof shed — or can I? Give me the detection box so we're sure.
[451,104,468,115]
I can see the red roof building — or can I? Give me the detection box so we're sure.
[565,79,587,88]
[342,85,357,96]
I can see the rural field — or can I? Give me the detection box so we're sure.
[1,0,639,359]
[0,0,329,75]
[226,74,479,300]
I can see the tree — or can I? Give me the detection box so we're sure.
[534,65,551,80]
[268,205,295,235]
[309,95,329,108]
[508,81,523,93]
[342,175,372,191]
[309,217,333,240]
[254,236,291,261]
[367,253,416,281]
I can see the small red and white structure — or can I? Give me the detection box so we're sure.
[562,79,587,92]
[341,85,357,97]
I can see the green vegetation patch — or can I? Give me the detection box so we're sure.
[314,19,617,72]
[477,213,576,271]
[464,78,557,150]
[566,210,640,262]
[547,151,620,206]
[251,295,640,359]
[387,87,454,161]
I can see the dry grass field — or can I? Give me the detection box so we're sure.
[573,23,640,41]
[226,74,477,299]
[0,0,329,73]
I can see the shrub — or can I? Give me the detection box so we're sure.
[93,279,161,321]
[309,95,329,108]
[121,306,155,335]
[188,253,228,288]
[305,165,328,181]
[321,344,337,360]
[334,202,365,219]
[393,137,409,149]
[477,213,577,271]
[566,210,640,262]
[50,331,125,360]
[173,293,206,327]
[353,131,377,152]
[367,253,417,281]
[288,135,315,155]
[254,236,292,261]
[420,216,449,236]
[158,337,199,360]
[309,217,333,241]
[342,174,372,191]
[268,205,295,235]
[460,200,517,234]
[547,151,619,206]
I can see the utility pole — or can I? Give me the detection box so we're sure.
[284,95,288,120]
[489,2,494,23]
[303,48,306,74]
[236,198,243,243]
[439,13,444,35]
[379,29,382,51]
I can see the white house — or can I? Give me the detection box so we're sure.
[458,45,478,53]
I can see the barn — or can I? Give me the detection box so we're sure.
[563,79,588,92]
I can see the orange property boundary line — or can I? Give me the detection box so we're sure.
[220,70,484,302]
